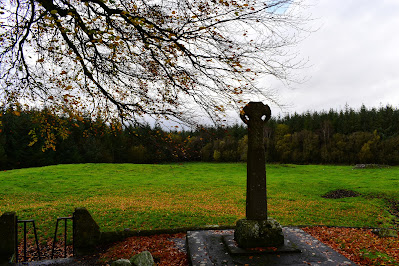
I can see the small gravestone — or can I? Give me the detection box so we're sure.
[234,102,284,248]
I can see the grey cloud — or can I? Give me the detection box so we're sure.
[274,0,399,115]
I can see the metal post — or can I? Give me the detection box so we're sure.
[23,221,27,261]
[52,217,73,259]
[51,219,60,259]
[64,218,67,258]
[32,221,41,260]
[72,216,75,256]
[15,216,18,263]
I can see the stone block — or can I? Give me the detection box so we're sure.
[73,207,101,255]
[234,218,284,248]
[0,212,16,264]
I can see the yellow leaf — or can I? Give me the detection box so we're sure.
[13,111,21,116]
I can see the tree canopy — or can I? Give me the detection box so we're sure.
[1,0,307,125]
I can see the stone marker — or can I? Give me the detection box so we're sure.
[234,102,284,248]
[0,212,16,263]
[73,207,101,255]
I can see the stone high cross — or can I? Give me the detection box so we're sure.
[240,101,271,220]
[235,102,283,248]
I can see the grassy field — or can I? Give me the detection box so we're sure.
[1,163,398,241]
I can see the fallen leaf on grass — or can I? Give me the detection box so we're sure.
[303,226,399,266]
[99,233,188,265]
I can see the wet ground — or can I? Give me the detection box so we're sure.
[186,227,357,265]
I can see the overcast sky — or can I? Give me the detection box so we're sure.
[268,0,399,117]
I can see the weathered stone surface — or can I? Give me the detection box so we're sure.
[240,102,271,221]
[236,102,284,249]
[73,207,101,255]
[0,212,16,264]
[130,251,155,266]
[234,218,284,248]
[372,228,398,238]
[111,259,132,266]
[187,228,357,265]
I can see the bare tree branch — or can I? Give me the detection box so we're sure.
[0,0,310,126]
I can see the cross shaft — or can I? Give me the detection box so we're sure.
[240,102,271,220]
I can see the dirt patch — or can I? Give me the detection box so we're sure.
[321,189,361,199]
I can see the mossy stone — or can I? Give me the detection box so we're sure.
[130,251,155,266]
[373,228,398,238]
[234,218,284,248]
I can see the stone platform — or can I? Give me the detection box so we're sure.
[186,227,357,265]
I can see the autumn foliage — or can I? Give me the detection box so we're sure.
[13,226,399,265]
[98,233,188,265]
[0,0,307,126]
[304,227,399,266]
[97,227,399,265]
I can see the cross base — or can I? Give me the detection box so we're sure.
[234,218,284,248]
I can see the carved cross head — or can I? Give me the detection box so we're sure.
[240,102,271,125]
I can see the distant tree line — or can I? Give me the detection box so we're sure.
[1,104,399,170]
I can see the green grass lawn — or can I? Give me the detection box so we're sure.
[1,163,398,241]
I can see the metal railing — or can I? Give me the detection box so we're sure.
[51,217,74,259]
[14,216,74,262]
[15,218,41,263]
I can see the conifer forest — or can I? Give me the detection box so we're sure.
[1,104,399,170]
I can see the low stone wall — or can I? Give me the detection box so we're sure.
[0,208,102,261]
[74,208,235,255]
[1,207,234,261]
